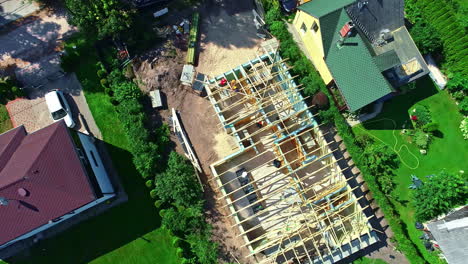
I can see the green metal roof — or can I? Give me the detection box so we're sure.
[321,9,394,111]
[374,50,401,71]
[298,0,356,18]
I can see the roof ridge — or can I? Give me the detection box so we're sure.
[0,126,27,175]
[22,122,64,178]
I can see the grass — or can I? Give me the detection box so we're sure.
[353,77,468,264]
[2,35,181,264]
[0,104,13,134]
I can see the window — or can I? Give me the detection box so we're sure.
[311,22,319,33]
[300,23,307,34]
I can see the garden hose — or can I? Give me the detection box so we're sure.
[355,118,420,170]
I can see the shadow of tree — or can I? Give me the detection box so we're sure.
[4,142,162,264]
[363,77,439,131]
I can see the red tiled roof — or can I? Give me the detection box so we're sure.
[0,121,96,246]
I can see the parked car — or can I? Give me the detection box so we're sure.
[45,90,75,128]
[280,0,298,13]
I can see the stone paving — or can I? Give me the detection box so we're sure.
[6,73,102,138]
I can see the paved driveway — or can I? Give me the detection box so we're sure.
[6,73,102,138]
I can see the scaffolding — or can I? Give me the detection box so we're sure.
[207,48,378,264]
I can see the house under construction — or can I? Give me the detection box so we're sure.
[206,51,379,264]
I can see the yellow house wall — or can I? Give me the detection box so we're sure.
[293,10,333,84]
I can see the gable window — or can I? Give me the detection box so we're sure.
[311,22,319,33]
[300,23,307,34]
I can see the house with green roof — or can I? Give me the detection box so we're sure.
[293,0,429,112]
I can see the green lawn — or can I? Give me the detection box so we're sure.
[353,77,468,264]
[0,104,12,134]
[2,36,181,264]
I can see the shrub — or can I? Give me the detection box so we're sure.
[100,78,108,87]
[154,200,164,208]
[160,204,206,236]
[97,69,107,78]
[186,232,218,264]
[176,248,184,258]
[145,179,154,188]
[105,87,113,97]
[155,152,201,207]
[0,77,22,102]
[150,189,157,199]
[414,171,468,221]
[355,133,375,149]
[461,117,468,140]
[264,5,281,25]
[108,68,126,87]
[411,105,431,127]
[172,237,181,247]
[458,97,468,115]
[410,22,443,54]
[113,81,141,103]
[413,130,430,149]
[422,122,439,133]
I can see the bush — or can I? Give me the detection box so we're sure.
[100,78,108,87]
[0,77,23,102]
[414,171,468,221]
[410,22,443,54]
[150,189,157,199]
[145,179,154,188]
[461,117,468,140]
[458,97,468,115]
[154,200,164,208]
[155,152,201,207]
[97,69,107,78]
[186,232,218,264]
[411,105,431,127]
[413,130,430,149]
[422,122,439,133]
[113,81,141,103]
[355,133,374,149]
[160,204,206,236]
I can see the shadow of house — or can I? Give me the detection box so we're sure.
[0,122,124,261]
[362,76,438,130]
[3,139,164,264]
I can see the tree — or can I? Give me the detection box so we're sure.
[410,22,443,55]
[186,232,218,264]
[361,144,400,195]
[155,152,201,207]
[112,81,141,102]
[65,0,135,39]
[414,171,468,221]
[160,203,207,236]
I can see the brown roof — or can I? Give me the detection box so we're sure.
[0,121,96,246]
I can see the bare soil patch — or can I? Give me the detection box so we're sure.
[132,1,264,262]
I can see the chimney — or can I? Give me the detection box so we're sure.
[337,21,355,48]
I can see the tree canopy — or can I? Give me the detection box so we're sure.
[65,0,135,39]
[360,144,400,195]
[414,171,468,221]
[155,152,201,207]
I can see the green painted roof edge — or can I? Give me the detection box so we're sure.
[298,0,356,18]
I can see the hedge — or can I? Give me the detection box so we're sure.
[262,5,426,264]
